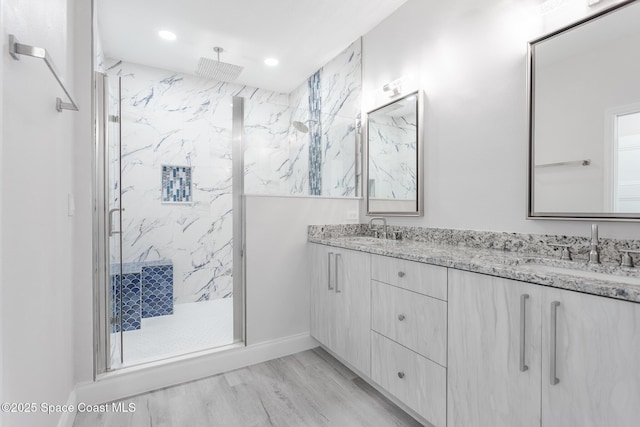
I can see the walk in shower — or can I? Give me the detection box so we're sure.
[94,64,245,371]
[93,27,361,371]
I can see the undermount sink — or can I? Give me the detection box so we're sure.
[521,263,640,286]
[348,236,388,246]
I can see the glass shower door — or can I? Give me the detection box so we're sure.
[97,71,124,370]
[108,74,124,369]
[95,68,245,374]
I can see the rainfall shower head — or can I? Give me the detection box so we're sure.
[195,46,244,82]
[292,120,317,133]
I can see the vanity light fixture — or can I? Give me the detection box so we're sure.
[264,57,279,66]
[382,77,407,98]
[158,30,177,41]
[538,0,568,15]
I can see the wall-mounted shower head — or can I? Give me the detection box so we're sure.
[292,120,317,133]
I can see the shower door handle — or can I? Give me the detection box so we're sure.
[108,208,124,237]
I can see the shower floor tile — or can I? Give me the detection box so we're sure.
[111,298,233,368]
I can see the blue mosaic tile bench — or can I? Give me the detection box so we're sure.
[111,260,174,332]
[141,264,174,318]
[111,272,141,332]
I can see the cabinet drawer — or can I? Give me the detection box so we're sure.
[371,254,447,300]
[372,281,447,366]
[371,332,446,427]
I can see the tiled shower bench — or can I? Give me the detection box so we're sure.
[110,260,174,332]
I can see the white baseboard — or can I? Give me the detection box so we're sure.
[74,333,317,406]
[56,390,77,427]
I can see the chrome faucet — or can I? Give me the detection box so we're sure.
[620,249,640,268]
[589,224,600,264]
[369,217,388,239]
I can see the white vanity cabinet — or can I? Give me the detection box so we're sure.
[447,269,542,427]
[448,269,640,427]
[309,243,371,376]
[370,254,448,427]
[540,287,640,427]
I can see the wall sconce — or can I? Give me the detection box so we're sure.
[382,77,407,98]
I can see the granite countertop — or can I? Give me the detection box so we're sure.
[309,235,640,303]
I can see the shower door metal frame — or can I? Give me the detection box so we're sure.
[232,96,246,345]
[93,71,108,376]
[93,82,247,376]
[93,71,123,375]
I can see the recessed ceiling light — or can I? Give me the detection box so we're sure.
[264,58,279,66]
[158,30,177,41]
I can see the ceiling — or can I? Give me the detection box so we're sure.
[97,0,408,93]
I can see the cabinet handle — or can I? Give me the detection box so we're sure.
[520,294,529,372]
[335,253,342,293]
[397,271,405,278]
[327,252,334,290]
[397,372,405,379]
[397,314,405,321]
[550,301,560,385]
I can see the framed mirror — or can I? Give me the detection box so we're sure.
[366,90,423,216]
[528,0,640,220]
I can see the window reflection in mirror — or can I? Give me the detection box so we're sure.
[366,90,423,216]
[613,110,640,212]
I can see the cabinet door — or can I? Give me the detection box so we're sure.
[334,248,371,376]
[309,244,335,348]
[448,270,542,427]
[541,288,640,427]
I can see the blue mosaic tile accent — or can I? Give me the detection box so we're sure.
[141,264,174,318]
[161,165,192,203]
[308,70,323,196]
[110,273,119,333]
[111,272,142,332]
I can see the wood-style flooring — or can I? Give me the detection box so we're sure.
[73,347,422,426]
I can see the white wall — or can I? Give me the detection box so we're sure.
[245,195,359,344]
[1,0,76,426]
[73,0,95,388]
[361,0,640,240]
[0,0,4,422]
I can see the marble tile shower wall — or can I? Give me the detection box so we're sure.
[316,39,361,197]
[242,93,295,194]
[285,79,313,193]
[243,38,362,197]
[106,59,288,303]
[104,38,360,302]
[368,112,417,199]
